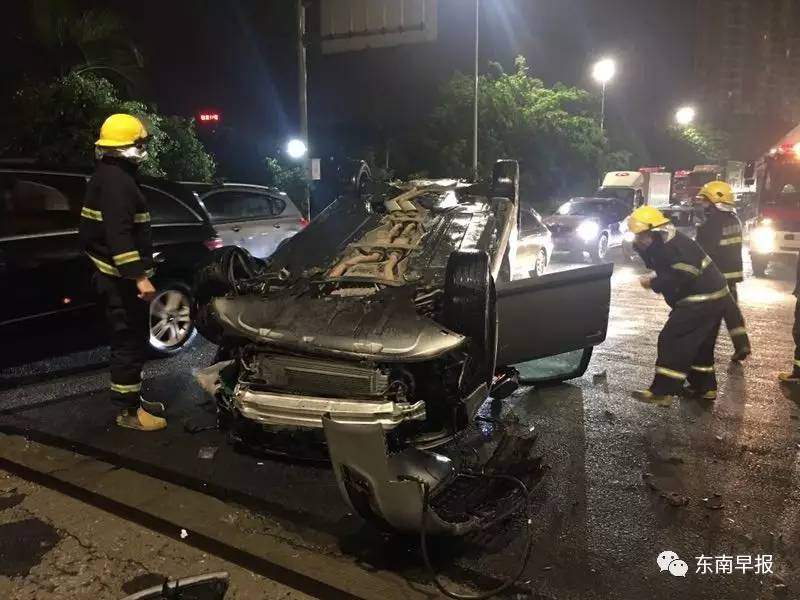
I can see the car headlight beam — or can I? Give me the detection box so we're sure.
[751,225,776,255]
[576,220,601,242]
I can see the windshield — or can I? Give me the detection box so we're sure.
[596,188,634,204]
[765,163,800,207]
[557,201,610,216]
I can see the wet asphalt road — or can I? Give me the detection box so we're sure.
[1,253,799,599]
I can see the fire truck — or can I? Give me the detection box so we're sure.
[747,125,800,277]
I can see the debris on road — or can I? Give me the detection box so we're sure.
[198,446,219,460]
[715,435,724,442]
[662,491,689,507]
[593,371,608,384]
[180,528,189,539]
[703,494,725,510]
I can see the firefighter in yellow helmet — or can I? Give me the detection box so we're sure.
[628,206,730,405]
[79,114,166,431]
[695,181,751,361]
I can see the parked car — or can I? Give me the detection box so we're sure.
[544,197,632,263]
[193,161,612,534]
[180,182,306,258]
[0,168,220,357]
[513,206,554,278]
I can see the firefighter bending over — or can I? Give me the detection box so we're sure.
[629,206,729,405]
[695,181,751,362]
[79,114,166,431]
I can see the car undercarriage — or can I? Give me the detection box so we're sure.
[193,161,612,534]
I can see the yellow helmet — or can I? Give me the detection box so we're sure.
[627,206,671,234]
[96,114,148,148]
[697,181,734,206]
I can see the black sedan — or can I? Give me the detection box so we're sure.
[544,197,632,263]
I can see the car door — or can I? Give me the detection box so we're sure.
[0,171,92,326]
[201,189,301,258]
[495,263,613,383]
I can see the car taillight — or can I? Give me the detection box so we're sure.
[299,217,310,227]
[204,237,224,250]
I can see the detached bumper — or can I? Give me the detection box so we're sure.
[232,384,426,430]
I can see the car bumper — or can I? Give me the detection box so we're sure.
[232,384,427,430]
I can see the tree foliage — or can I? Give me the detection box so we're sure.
[411,56,619,204]
[263,156,308,215]
[2,72,215,181]
[31,0,144,91]
[671,126,731,165]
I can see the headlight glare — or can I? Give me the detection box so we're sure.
[751,225,776,254]
[576,220,601,241]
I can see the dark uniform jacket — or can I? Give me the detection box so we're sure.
[79,158,154,280]
[638,230,729,308]
[695,208,744,284]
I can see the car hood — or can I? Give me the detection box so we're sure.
[543,215,599,230]
[210,291,466,362]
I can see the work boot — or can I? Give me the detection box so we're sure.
[682,387,718,401]
[731,347,752,363]
[778,371,800,384]
[116,407,167,431]
[632,390,674,407]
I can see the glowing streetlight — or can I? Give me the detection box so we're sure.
[592,58,616,133]
[286,138,307,159]
[675,106,697,127]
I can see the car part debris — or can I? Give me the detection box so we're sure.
[119,571,229,600]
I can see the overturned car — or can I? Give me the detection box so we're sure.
[194,161,612,534]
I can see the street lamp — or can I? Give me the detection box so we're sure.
[675,106,697,127]
[592,58,616,134]
[286,138,307,160]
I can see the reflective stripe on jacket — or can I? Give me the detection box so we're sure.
[79,158,154,279]
[638,230,729,308]
[696,209,744,284]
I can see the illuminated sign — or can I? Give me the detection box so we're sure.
[198,112,220,123]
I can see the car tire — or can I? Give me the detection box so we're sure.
[442,251,497,389]
[148,279,197,357]
[751,255,768,278]
[530,249,547,279]
[590,233,609,264]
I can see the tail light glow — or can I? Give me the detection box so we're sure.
[204,237,224,251]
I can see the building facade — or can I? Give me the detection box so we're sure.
[696,0,800,122]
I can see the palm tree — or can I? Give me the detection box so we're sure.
[31,0,144,90]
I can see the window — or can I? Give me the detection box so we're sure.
[0,173,84,237]
[142,187,199,224]
[202,191,283,222]
[521,208,546,234]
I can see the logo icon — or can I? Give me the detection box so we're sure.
[657,551,687,577]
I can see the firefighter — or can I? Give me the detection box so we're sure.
[778,256,800,383]
[695,181,751,362]
[80,114,166,431]
[629,206,730,405]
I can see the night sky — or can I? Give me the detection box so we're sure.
[2,0,699,171]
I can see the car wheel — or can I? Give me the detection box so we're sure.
[149,280,196,356]
[590,234,609,264]
[531,249,547,278]
[751,254,768,278]
[442,251,497,389]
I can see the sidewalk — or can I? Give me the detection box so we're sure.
[0,469,313,600]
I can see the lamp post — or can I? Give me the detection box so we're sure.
[675,106,697,127]
[592,58,616,134]
[472,0,480,180]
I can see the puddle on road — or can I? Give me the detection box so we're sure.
[0,518,61,577]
